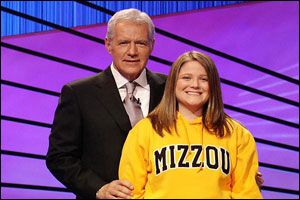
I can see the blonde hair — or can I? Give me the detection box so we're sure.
[148,51,233,137]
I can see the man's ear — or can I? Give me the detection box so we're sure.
[105,37,112,55]
[150,38,155,54]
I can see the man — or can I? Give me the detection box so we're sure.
[46,8,263,199]
[46,8,165,199]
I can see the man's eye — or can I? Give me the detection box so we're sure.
[138,42,147,46]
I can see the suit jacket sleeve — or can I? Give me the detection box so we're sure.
[46,84,105,198]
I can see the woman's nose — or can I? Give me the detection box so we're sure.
[191,79,200,88]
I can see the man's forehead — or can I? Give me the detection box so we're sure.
[114,27,149,40]
[115,21,148,31]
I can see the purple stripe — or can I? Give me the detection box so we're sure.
[1,85,58,124]
[147,60,170,75]
[225,109,299,147]
[1,187,75,199]
[1,26,109,70]
[222,84,299,124]
[1,46,96,93]
[1,155,65,188]
[259,167,299,191]
[256,143,299,169]
[261,190,299,199]
[1,120,50,156]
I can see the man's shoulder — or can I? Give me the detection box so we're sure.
[67,72,101,87]
[154,72,168,81]
[146,70,167,83]
[66,67,111,88]
[60,71,110,96]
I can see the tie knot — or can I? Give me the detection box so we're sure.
[125,82,137,95]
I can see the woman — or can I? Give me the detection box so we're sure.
[119,51,262,199]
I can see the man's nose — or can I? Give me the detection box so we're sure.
[128,42,138,56]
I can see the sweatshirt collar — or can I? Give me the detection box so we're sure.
[177,112,202,125]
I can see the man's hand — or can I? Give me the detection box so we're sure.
[96,180,134,199]
[255,171,264,189]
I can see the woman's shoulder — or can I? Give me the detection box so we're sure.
[129,118,154,137]
[135,117,153,128]
[227,118,254,140]
[126,118,155,146]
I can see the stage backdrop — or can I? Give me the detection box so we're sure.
[1,1,299,199]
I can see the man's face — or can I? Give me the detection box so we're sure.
[105,21,155,81]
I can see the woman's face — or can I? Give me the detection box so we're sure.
[175,61,209,114]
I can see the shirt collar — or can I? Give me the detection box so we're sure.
[110,63,148,88]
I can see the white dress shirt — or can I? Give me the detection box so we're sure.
[110,64,150,117]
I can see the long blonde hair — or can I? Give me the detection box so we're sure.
[148,51,233,137]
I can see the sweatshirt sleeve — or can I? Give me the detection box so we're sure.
[119,119,151,199]
[231,125,263,199]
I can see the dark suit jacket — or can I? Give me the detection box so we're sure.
[46,67,167,198]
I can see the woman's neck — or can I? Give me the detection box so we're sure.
[178,106,203,122]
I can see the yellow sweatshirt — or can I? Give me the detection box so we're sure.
[119,112,262,199]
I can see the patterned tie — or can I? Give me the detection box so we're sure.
[123,82,144,127]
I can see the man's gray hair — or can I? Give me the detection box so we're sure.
[106,8,155,44]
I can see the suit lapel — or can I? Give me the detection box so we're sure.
[93,67,132,133]
[92,67,166,133]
